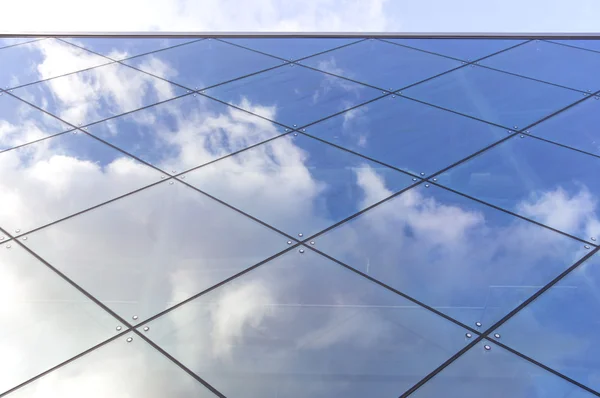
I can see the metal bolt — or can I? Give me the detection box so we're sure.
[525,130,530,133]
[298,233,303,237]
[169,181,174,185]
[126,337,133,343]
[382,91,386,94]
[475,322,482,327]
[299,249,305,254]
[287,240,292,245]
[116,326,122,331]
[160,176,165,179]
[193,94,197,97]
[412,178,417,182]
[22,237,27,241]
[293,133,298,136]
[520,135,524,138]
[0,237,3,240]
[132,315,138,321]
[494,333,501,339]
[180,175,185,179]
[595,96,600,100]
[6,245,11,249]
[584,93,589,96]
[465,333,472,339]
[425,184,430,188]
[513,126,518,129]
[143,326,150,332]
[15,229,20,233]
[302,129,306,132]
[391,95,396,98]
[591,237,597,241]
[484,345,491,351]
[310,241,315,245]
[293,124,297,127]
[585,245,591,249]
[432,178,437,182]
[420,172,425,176]
[398,91,402,95]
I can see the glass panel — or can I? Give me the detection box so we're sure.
[388,38,523,61]
[22,179,289,322]
[0,38,110,89]
[0,132,165,234]
[12,63,186,126]
[182,133,414,237]
[0,93,72,152]
[437,135,600,242]
[0,37,41,48]
[0,242,118,395]
[225,38,358,61]
[144,249,470,398]
[6,335,216,398]
[494,252,600,392]
[314,183,588,327]
[123,39,282,89]
[481,40,600,92]
[529,96,600,156]
[411,341,595,398]
[88,94,283,174]
[552,40,600,53]
[301,39,461,91]
[205,64,381,127]
[402,65,583,129]
[62,37,198,61]
[308,95,506,176]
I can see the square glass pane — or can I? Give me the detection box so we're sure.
[0,132,165,235]
[205,64,381,127]
[144,249,471,398]
[388,38,523,61]
[0,93,72,152]
[225,38,358,61]
[88,94,283,174]
[0,242,118,395]
[482,40,600,92]
[308,95,506,176]
[313,183,588,327]
[63,37,198,61]
[6,335,216,398]
[411,341,595,398]
[437,135,600,242]
[494,252,600,392]
[301,39,461,90]
[552,40,600,53]
[528,95,600,156]
[0,38,110,89]
[182,133,414,237]
[123,39,282,89]
[402,65,583,129]
[12,62,186,126]
[21,180,289,322]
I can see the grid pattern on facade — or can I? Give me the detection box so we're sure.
[1,36,600,398]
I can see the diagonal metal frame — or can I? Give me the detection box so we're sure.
[1,34,600,398]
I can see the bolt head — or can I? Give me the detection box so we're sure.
[143,326,150,332]
[585,245,591,249]
[420,172,425,176]
[465,333,472,339]
[116,326,122,331]
[287,240,292,245]
[298,233,303,237]
[494,333,501,339]
[310,241,315,245]
[299,249,305,254]
[126,337,133,343]
[425,184,430,188]
[591,237,597,241]
[475,322,482,327]
[484,345,491,351]
[412,178,417,182]
[132,315,138,321]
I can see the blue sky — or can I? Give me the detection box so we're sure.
[2,0,600,32]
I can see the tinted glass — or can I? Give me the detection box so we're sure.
[402,65,584,129]
[411,342,596,398]
[225,38,358,60]
[87,93,283,174]
[437,134,600,242]
[21,180,290,321]
[552,40,600,53]
[63,37,198,60]
[124,39,282,89]
[182,133,414,237]
[482,40,600,92]
[205,63,381,127]
[0,37,41,48]
[301,39,462,90]
[495,252,600,392]
[307,95,506,176]
[0,242,117,395]
[388,38,524,61]
[314,184,588,327]
[144,249,471,398]
[0,132,165,234]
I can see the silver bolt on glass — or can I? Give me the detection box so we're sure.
[287,241,292,245]
[425,184,430,188]
[310,241,315,245]
[15,229,20,233]
[520,135,525,138]
[22,237,27,241]
[6,245,11,249]
[585,245,591,249]
[591,237,597,241]
[465,333,472,339]
[116,326,122,331]
[475,322,482,327]
[484,345,491,351]
[299,249,305,254]
[298,233,303,237]
[420,172,425,176]
[293,133,298,136]
[143,326,150,332]
[412,178,417,181]
[494,333,501,339]
[132,315,138,321]
[432,178,437,182]
[169,181,174,185]
[126,337,133,342]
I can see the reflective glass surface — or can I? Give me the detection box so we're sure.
[144,249,470,398]
[63,37,197,60]
[87,93,283,174]
[124,39,283,89]
[402,65,584,128]
[205,64,381,127]
[183,133,414,237]
[2,35,600,398]
[12,62,186,126]
[21,180,289,322]
[529,95,600,156]
[411,342,596,398]
[314,183,587,327]
[437,135,600,242]
[0,242,117,395]
[7,336,217,398]
[494,252,600,392]
[301,39,462,90]
[0,132,165,234]
[482,40,600,92]
[307,95,506,176]
[0,93,72,151]
[225,38,358,60]
[0,39,110,89]
[388,38,523,61]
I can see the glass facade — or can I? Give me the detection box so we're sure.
[1,36,600,398]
